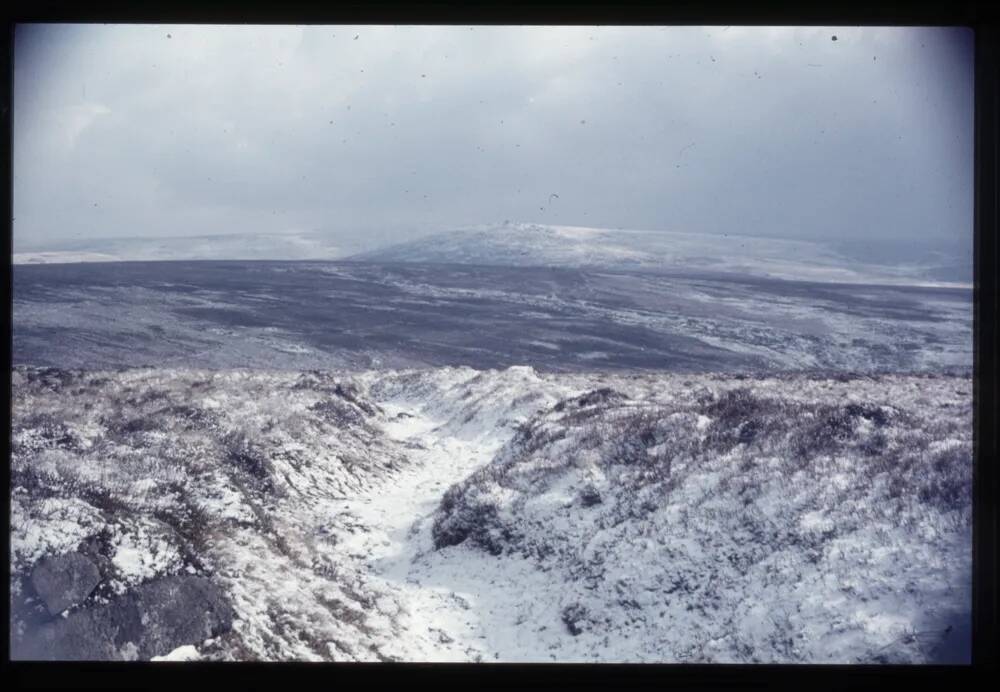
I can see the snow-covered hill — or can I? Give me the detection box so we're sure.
[12,229,410,265]
[13,232,346,264]
[14,223,969,289]
[10,366,972,662]
[352,222,969,287]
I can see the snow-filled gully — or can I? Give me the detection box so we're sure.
[325,402,500,661]
[9,368,973,662]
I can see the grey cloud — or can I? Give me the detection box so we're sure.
[13,24,973,255]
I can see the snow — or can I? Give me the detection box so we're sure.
[12,233,348,264]
[316,388,556,661]
[12,497,105,568]
[9,366,972,663]
[13,252,123,264]
[111,522,183,587]
[151,644,202,662]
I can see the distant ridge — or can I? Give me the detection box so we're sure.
[13,232,348,264]
[13,222,970,288]
[349,222,970,287]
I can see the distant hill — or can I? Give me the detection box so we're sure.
[13,222,970,288]
[350,222,970,287]
[13,232,349,264]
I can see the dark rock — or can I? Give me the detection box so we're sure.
[579,484,602,507]
[845,402,889,427]
[119,416,160,434]
[738,419,759,444]
[15,605,125,660]
[13,575,234,661]
[333,383,378,416]
[561,603,590,636]
[31,552,101,616]
[577,388,621,408]
[75,531,116,580]
[132,575,235,658]
[556,388,624,412]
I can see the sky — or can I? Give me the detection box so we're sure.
[13,24,974,254]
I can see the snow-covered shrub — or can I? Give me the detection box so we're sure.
[221,430,276,495]
[430,373,973,663]
[10,365,972,663]
[561,603,593,636]
[10,366,408,661]
[432,486,516,556]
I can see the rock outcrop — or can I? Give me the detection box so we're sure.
[30,552,101,616]
[14,575,234,661]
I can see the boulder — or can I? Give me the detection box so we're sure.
[13,575,234,661]
[561,603,591,636]
[30,552,101,616]
[131,575,235,658]
[579,484,602,507]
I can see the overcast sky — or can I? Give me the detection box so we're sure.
[13,24,974,252]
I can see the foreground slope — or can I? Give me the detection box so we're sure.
[10,366,971,662]
[428,373,972,662]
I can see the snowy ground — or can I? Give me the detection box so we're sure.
[13,261,972,374]
[326,400,499,661]
[9,366,972,662]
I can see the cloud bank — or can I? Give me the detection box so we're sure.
[13,24,973,254]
